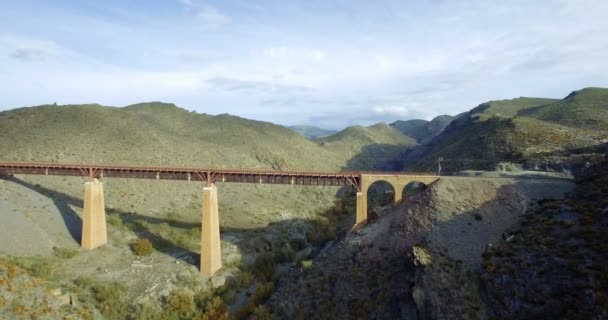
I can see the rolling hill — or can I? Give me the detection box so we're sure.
[0,102,400,171]
[403,88,608,172]
[390,114,455,144]
[520,87,608,130]
[316,123,417,170]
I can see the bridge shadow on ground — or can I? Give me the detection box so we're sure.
[0,175,358,269]
[1,175,83,243]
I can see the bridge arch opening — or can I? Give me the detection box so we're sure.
[366,180,395,220]
[401,181,428,201]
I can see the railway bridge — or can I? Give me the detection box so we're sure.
[0,162,439,276]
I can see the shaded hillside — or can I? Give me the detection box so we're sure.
[287,125,337,139]
[266,176,574,319]
[390,115,455,144]
[480,155,608,319]
[317,123,417,170]
[404,90,608,172]
[0,102,379,171]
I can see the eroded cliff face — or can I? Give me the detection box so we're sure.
[479,159,608,319]
[266,176,574,319]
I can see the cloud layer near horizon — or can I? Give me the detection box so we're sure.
[1,0,608,129]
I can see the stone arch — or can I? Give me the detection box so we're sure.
[401,181,428,202]
[356,174,440,225]
[365,180,396,210]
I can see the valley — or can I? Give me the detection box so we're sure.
[0,87,606,319]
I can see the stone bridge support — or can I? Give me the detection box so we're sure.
[355,174,440,225]
[201,185,222,276]
[81,178,107,249]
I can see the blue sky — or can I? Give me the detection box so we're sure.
[1,0,607,129]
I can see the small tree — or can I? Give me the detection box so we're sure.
[200,297,230,320]
[131,239,153,256]
[166,289,195,319]
[251,305,275,320]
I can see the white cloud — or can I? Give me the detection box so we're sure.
[198,7,231,28]
[1,0,608,128]
[177,0,193,7]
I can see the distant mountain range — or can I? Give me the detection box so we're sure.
[287,125,336,139]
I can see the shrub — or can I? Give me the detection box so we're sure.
[253,253,276,281]
[93,282,128,318]
[194,289,214,310]
[235,282,275,319]
[301,260,313,270]
[273,245,295,264]
[131,238,153,256]
[29,262,53,278]
[74,276,95,288]
[251,305,275,320]
[130,302,162,320]
[165,289,195,319]
[52,246,79,259]
[200,296,230,320]
[106,215,124,228]
[238,271,254,287]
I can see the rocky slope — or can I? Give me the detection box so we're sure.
[480,155,608,319]
[266,176,574,319]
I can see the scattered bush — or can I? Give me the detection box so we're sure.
[52,246,79,259]
[165,289,195,319]
[92,282,128,318]
[253,253,276,281]
[194,289,214,310]
[306,216,336,246]
[251,305,275,320]
[200,296,230,320]
[106,214,124,228]
[235,282,275,319]
[74,276,95,288]
[301,260,313,270]
[238,271,254,287]
[273,244,295,264]
[131,238,153,256]
[130,302,162,320]
[28,262,53,278]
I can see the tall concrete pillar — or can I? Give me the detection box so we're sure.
[201,186,222,276]
[81,178,107,249]
[355,192,366,224]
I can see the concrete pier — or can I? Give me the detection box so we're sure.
[355,192,366,224]
[81,179,107,249]
[201,186,222,276]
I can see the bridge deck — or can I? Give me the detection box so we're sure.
[0,162,436,187]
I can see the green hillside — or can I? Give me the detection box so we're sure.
[404,90,608,172]
[520,87,608,130]
[390,114,455,144]
[317,123,417,170]
[469,97,559,119]
[0,102,355,171]
[287,125,337,139]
